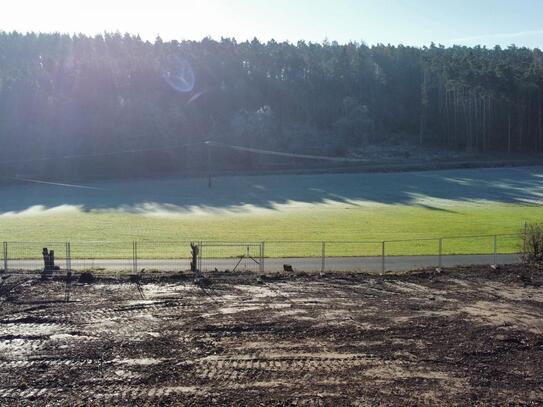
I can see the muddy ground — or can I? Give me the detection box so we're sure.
[0,266,542,406]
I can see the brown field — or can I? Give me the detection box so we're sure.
[0,266,542,406]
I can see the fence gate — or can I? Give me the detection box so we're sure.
[197,242,264,273]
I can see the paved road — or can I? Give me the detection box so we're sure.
[3,253,520,273]
[201,253,519,272]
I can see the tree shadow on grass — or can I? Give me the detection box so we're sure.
[1,166,543,215]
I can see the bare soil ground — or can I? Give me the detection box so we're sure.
[0,266,542,406]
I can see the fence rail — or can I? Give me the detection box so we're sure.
[0,233,524,274]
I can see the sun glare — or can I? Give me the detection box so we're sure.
[1,1,231,41]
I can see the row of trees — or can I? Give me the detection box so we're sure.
[0,32,542,179]
[421,45,543,153]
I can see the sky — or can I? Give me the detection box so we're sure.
[1,0,542,48]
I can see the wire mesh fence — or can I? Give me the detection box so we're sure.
[495,234,524,255]
[70,241,134,273]
[136,241,192,272]
[384,239,441,272]
[263,241,323,272]
[325,241,384,272]
[198,242,264,272]
[0,233,524,275]
[441,236,494,267]
[3,242,69,272]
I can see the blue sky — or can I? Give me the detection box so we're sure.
[1,0,542,48]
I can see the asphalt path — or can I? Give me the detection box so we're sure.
[3,253,520,273]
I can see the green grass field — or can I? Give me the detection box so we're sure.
[0,202,535,258]
[1,167,541,258]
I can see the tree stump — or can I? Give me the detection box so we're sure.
[190,243,199,273]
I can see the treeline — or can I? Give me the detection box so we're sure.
[0,32,542,179]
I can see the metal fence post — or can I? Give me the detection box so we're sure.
[524,222,528,253]
[3,242,7,273]
[66,242,71,273]
[438,238,443,269]
[321,242,326,273]
[197,241,202,272]
[381,241,385,274]
[493,235,497,266]
[261,241,265,273]
[133,241,138,274]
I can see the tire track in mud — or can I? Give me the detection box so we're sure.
[265,281,365,309]
[1,270,541,406]
[0,385,198,402]
[293,396,328,407]
[262,281,380,333]
[176,353,376,385]
[35,299,207,326]
[0,383,341,404]
[0,359,100,368]
[0,338,49,354]
[0,387,50,399]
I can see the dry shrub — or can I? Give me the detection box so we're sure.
[521,223,543,264]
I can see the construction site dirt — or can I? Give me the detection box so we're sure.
[0,266,542,406]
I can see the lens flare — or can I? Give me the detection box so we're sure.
[161,56,195,93]
[187,90,205,104]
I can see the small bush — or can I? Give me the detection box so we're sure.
[521,223,543,264]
